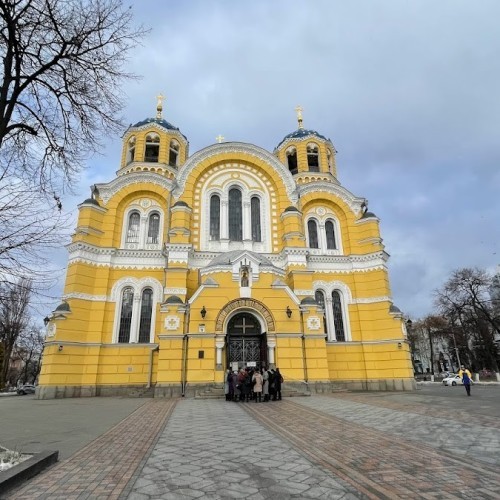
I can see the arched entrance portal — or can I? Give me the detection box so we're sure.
[226,312,267,371]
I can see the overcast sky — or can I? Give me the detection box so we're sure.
[51,0,500,319]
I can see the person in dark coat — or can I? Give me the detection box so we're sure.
[274,368,283,400]
[227,369,235,401]
[268,369,276,401]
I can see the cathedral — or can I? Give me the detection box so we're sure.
[37,98,415,399]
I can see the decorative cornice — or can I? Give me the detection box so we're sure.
[173,142,298,203]
[95,172,174,205]
[274,133,334,152]
[126,122,188,146]
[63,292,108,302]
[298,182,365,216]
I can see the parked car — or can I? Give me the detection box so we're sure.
[442,374,462,386]
[17,384,36,395]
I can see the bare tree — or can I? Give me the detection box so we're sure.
[0,0,146,284]
[14,324,45,384]
[435,268,499,372]
[0,278,32,387]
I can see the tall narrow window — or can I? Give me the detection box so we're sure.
[126,212,140,243]
[127,137,136,164]
[315,290,327,335]
[210,195,220,240]
[325,220,336,249]
[286,147,298,174]
[118,287,134,343]
[169,139,179,167]
[251,196,261,242]
[138,288,153,343]
[147,213,160,244]
[144,133,160,162]
[307,144,319,172]
[228,188,242,241]
[307,219,319,248]
[332,291,346,341]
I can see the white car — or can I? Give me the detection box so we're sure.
[442,374,463,386]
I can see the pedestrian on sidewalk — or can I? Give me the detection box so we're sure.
[252,369,263,402]
[274,368,283,400]
[458,365,472,396]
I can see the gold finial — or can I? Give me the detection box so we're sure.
[216,134,225,143]
[295,105,304,129]
[156,93,164,119]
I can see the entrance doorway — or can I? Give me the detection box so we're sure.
[226,312,267,370]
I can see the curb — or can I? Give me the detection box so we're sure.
[0,450,58,496]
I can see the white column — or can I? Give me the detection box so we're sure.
[318,223,326,251]
[215,339,225,370]
[267,337,276,367]
[243,200,251,241]
[220,200,229,239]
[130,294,142,343]
[140,215,148,247]
[325,297,334,341]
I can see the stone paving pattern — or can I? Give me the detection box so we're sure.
[4,390,500,499]
[7,400,176,500]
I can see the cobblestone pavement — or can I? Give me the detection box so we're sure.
[4,390,500,499]
[7,400,176,500]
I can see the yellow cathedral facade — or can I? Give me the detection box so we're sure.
[37,98,415,399]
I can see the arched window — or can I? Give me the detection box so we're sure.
[228,188,242,241]
[307,144,319,172]
[210,194,220,240]
[169,139,179,167]
[315,290,327,335]
[127,137,136,164]
[325,220,336,249]
[286,147,298,174]
[332,291,346,341]
[147,213,160,244]
[126,212,140,243]
[144,133,160,162]
[118,287,134,343]
[251,196,261,242]
[307,219,319,248]
[138,288,153,343]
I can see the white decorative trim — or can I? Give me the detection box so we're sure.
[313,280,352,342]
[173,142,298,203]
[354,296,392,304]
[165,316,180,331]
[66,242,165,269]
[298,182,365,216]
[126,122,188,146]
[275,133,334,152]
[96,172,174,205]
[313,280,353,304]
[305,212,344,254]
[164,288,187,295]
[199,166,272,253]
[307,316,321,331]
[294,289,314,296]
[62,292,108,302]
[110,277,163,302]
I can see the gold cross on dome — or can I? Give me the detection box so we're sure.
[295,105,304,129]
[216,134,225,143]
[156,93,164,119]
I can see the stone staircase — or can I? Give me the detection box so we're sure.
[194,384,312,400]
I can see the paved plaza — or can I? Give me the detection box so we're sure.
[2,385,500,499]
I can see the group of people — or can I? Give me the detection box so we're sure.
[225,367,283,402]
